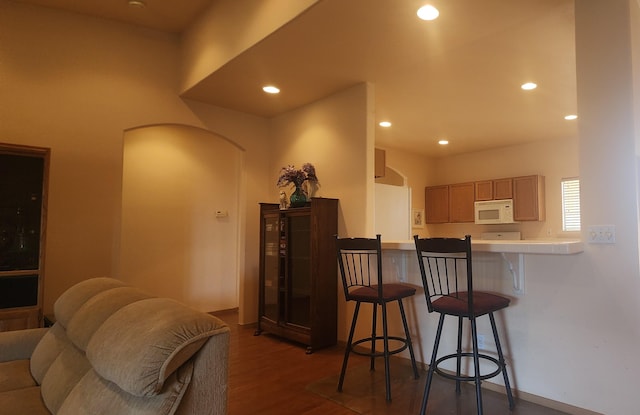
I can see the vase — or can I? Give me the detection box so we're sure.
[289,185,307,208]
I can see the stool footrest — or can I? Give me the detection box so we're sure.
[434,352,503,382]
[350,336,409,358]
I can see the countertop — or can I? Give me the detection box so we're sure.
[381,239,584,255]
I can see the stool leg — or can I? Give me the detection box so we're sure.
[398,299,419,379]
[338,301,360,392]
[420,313,445,415]
[470,317,484,415]
[456,316,463,393]
[381,301,392,401]
[489,312,515,409]
[370,302,377,371]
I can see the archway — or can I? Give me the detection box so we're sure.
[120,124,242,312]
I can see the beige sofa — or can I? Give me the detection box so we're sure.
[0,277,230,415]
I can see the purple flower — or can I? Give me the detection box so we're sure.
[277,163,319,188]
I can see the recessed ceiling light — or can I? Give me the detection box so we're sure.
[128,0,146,8]
[379,121,392,128]
[564,114,578,120]
[262,85,280,94]
[438,139,449,145]
[521,82,537,90]
[417,5,439,21]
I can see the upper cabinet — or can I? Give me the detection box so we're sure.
[493,178,513,200]
[513,175,545,221]
[475,180,493,201]
[449,182,475,223]
[426,174,545,224]
[425,185,449,223]
[425,182,475,224]
[475,178,513,201]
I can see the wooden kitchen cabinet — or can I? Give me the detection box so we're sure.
[428,175,544,224]
[449,182,475,222]
[513,175,545,221]
[0,144,49,332]
[475,180,493,201]
[425,185,449,223]
[475,178,513,201]
[493,178,513,199]
[256,198,338,353]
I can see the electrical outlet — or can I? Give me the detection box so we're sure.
[587,225,616,244]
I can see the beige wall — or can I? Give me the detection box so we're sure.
[0,1,271,320]
[572,2,639,412]
[270,83,375,237]
[180,101,271,324]
[120,124,241,312]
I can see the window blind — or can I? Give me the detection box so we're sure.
[561,178,580,231]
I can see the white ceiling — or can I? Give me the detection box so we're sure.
[16,0,577,158]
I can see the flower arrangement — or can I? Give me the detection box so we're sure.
[276,163,319,189]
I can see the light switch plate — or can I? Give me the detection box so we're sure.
[587,225,616,244]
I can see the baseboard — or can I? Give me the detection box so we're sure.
[209,307,239,315]
[481,381,604,415]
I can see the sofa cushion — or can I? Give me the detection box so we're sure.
[40,341,92,414]
[0,359,36,392]
[54,277,126,329]
[86,298,227,396]
[0,386,50,415]
[66,286,150,351]
[30,323,72,385]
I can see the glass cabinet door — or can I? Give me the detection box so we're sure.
[285,213,311,328]
[261,213,280,322]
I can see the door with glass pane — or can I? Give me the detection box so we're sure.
[285,212,311,328]
[260,212,280,324]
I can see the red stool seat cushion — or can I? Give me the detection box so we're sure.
[349,284,417,302]
[432,291,510,317]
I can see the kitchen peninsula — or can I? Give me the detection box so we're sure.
[380,238,583,296]
[382,238,584,255]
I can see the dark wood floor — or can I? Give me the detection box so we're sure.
[214,310,361,415]
[213,310,570,415]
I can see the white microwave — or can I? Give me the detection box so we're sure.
[474,199,515,224]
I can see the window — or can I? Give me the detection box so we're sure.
[561,178,581,231]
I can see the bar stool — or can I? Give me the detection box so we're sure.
[335,234,419,401]
[413,234,515,415]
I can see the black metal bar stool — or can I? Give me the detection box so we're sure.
[414,234,515,415]
[335,234,419,402]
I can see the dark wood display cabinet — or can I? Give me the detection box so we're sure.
[0,144,49,332]
[255,197,338,353]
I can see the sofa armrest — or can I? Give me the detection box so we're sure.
[174,326,230,415]
[0,327,49,362]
